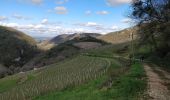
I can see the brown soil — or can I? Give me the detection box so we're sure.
[144,64,170,100]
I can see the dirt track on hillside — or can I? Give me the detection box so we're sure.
[144,64,170,100]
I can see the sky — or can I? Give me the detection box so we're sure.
[0,0,133,37]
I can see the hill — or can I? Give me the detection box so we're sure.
[0,26,39,77]
[98,26,138,44]
[50,33,101,44]
[22,36,107,71]
[38,33,101,50]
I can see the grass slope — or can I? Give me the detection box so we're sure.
[98,26,139,44]
[0,56,112,100]
[34,63,146,100]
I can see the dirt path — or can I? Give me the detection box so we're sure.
[144,64,170,100]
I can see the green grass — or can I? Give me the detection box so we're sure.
[0,72,36,93]
[34,62,146,100]
[34,76,108,100]
[112,63,146,99]
[0,79,18,93]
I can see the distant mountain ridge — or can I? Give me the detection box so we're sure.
[38,33,101,50]
[49,33,101,44]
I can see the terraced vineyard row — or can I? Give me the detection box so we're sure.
[0,56,114,100]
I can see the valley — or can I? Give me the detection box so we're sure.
[0,0,170,99]
[0,38,146,99]
[0,24,169,100]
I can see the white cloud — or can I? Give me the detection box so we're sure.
[85,10,92,15]
[0,20,123,37]
[107,0,132,6]
[96,11,109,15]
[86,22,98,27]
[0,16,8,21]
[13,14,23,19]
[12,14,26,20]
[74,28,85,32]
[17,0,43,5]
[74,22,102,28]
[54,6,68,14]
[41,19,48,24]
[11,13,32,20]
[111,25,119,30]
[73,22,117,34]
[0,21,98,36]
[31,0,43,5]
[121,18,132,23]
[4,23,19,28]
[56,0,69,4]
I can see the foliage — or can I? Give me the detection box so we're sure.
[131,0,170,23]
[131,0,170,59]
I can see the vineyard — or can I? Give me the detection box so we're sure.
[0,55,123,100]
[0,42,147,100]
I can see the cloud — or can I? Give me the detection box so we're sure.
[111,25,119,30]
[54,6,68,14]
[74,22,102,28]
[31,0,43,5]
[0,20,122,37]
[121,18,132,23]
[11,13,32,20]
[12,14,24,19]
[12,14,25,19]
[96,11,109,15]
[0,22,67,36]
[41,19,48,24]
[17,0,43,5]
[85,10,92,15]
[73,22,116,34]
[0,22,19,28]
[0,16,8,21]
[107,0,132,6]
[56,0,69,4]
[0,21,100,36]
[85,10,109,15]
[86,22,99,27]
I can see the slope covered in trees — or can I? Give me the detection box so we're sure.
[0,26,39,77]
